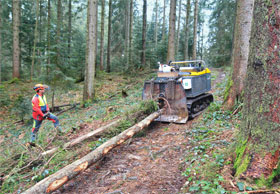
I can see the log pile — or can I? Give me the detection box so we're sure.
[22,110,162,194]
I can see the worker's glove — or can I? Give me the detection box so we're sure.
[43,112,50,119]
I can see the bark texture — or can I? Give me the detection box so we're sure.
[162,0,166,41]
[31,0,40,80]
[184,0,191,60]
[83,0,97,101]
[166,0,176,63]
[225,0,254,110]
[0,0,2,83]
[128,0,133,65]
[154,0,158,47]
[175,0,181,58]
[68,0,72,59]
[141,0,147,66]
[12,0,20,78]
[47,0,51,74]
[234,0,280,185]
[56,0,62,69]
[22,111,162,194]
[100,0,105,71]
[124,0,130,68]
[106,0,112,73]
[192,0,198,60]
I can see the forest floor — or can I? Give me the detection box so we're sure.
[0,68,249,194]
[51,68,242,194]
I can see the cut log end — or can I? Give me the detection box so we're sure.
[46,176,68,193]
[74,161,88,172]
[103,145,114,155]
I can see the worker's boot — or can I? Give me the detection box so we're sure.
[56,126,63,136]
[27,132,37,147]
[26,142,36,147]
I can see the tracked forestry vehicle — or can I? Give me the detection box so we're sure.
[142,60,213,123]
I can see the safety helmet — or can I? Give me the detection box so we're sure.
[33,84,45,91]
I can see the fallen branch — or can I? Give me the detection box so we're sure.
[53,103,80,109]
[22,110,162,194]
[56,105,77,116]
[41,119,121,156]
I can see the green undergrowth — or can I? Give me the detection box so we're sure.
[182,102,238,194]
[0,71,155,194]
[181,68,247,194]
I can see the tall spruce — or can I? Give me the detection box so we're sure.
[235,0,280,182]
[166,0,176,63]
[106,0,112,72]
[162,0,166,41]
[31,0,40,81]
[125,0,130,68]
[192,0,198,60]
[56,0,62,69]
[154,0,158,47]
[184,0,191,60]
[12,0,20,79]
[141,0,147,66]
[68,0,72,59]
[83,0,98,101]
[175,0,181,59]
[0,0,2,83]
[47,0,51,74]
[225,0,254,110]
[128,0,133,65]
[100,0,105,71]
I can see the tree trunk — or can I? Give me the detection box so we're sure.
[166,0,176,63]
[124,0,130,69]
[31,0,40,81]
[141,0,147,67]
[0,1,2,83]
[22,110,162,194]
[39,0,42,43]
[192,0,198,60]
[41,119,121,156]
[200,26,203,59]
[224,0,254,110]
[162,0,166,41]
[100,0,105,71]
[56,0,62,69]
[94,1,98,73]
[83,0,97,101]
[12,0,20,79]
[106,0,112,73]
[175,0,181,59]
[234,0,280,185]
[154,0,158,47]
[68,0,72,60]
[128,0,133,66]
[184,0,190,60]
[47,0,51,75]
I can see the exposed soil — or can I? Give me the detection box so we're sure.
[54,121,195,194]
[50,69,227,194]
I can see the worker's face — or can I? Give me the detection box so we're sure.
[39,88,45,95]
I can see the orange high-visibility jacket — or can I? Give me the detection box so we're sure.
[32,93,49,120]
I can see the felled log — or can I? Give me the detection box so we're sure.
[41,119,121,156]
[50,103,80,112]
[22,110,162,194]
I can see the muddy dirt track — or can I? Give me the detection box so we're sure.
[54,121,194,194]
[53,69,225,194]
